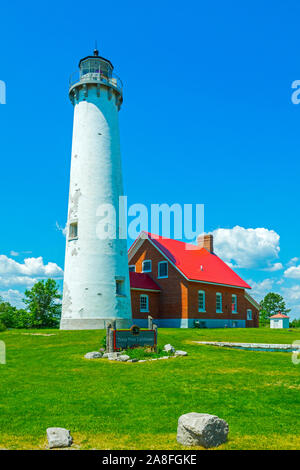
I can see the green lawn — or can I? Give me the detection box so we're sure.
[0,327,300,450]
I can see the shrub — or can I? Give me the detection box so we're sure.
[0,320,6,332]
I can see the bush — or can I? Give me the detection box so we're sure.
[0,320,6,332]
[290,318,300,328]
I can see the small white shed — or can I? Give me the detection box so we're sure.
[270,313,290,329]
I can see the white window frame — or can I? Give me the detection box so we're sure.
[216,292,222,313]
[198,290,206,312]
[158,261,168,279]
[129,265,136,272]
[232,294,238,313]
[140,294,149,313]
[142,260,152,273]
[247,309,252,320]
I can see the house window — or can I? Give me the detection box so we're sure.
[198,290,205,312]
[247,309,252,320]
[140,294,149,312]
[158,261,168,278]
[129,265,136,272]
[116,279,124,295]
[142,260,152,273]
[69,222,78,240]
[216,293,222,313]
[232,294,237,313]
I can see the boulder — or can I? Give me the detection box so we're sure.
[164,344,175,353]
[117,355,130,362]
[177,413,229,448]
[84,351,102,359]
[46,427,73,449]
[107,352,121,360]
[128,358,138,363]
[175,350,188,356]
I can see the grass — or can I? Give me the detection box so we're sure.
[0,327,300,450]
[123,346,172,360]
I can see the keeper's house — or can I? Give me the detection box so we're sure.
[128,232,259,328]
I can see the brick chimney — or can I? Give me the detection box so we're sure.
[197,233,214,253]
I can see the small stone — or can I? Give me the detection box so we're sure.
[128,358,138,363]
[117,355,130,362]
[164,343,175,353]
[175,350,188,356]
[158,356,169,360]
[84,351,102,359]
[138,360,146,362]
[46,427,73,449]
[177,413,229,448]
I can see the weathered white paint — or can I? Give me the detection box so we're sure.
[60,55,132,330]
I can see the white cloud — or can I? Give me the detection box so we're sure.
[10,251,19,257]
[0,276,38,287]
[0,255,63,277]
[281,285,300,301]
[212,226,280,269]
[284,265,300,279]
[0,254,63,289]
[263,262,283,272]
[56,221,67,237]
[247,278,274,301]
[0,289,25,309]
[287,257,299,267]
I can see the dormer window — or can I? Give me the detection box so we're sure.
[129,265,136,272]
[158,261,168,279]
[142,260,152,273]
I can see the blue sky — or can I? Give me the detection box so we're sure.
[0,0,300,317]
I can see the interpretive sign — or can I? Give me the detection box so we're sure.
[113,327,157,350]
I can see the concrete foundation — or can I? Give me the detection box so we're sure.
[60,317,132,330]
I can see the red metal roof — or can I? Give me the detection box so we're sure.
[130,232,251,289]
[129,272,161,291]
[270,313,289,319]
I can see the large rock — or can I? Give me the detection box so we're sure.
[175,350,188,356]
[84,351,102,359]
[117,355,130,362]
[107,352,122,360]
[177,413,229,448]
[164,344,175,353]
[47,427,73,449]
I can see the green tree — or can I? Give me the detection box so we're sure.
[259,292,291,325]
[23,279,62,328]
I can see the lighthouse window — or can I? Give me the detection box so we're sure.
[116,279,124,296]
[69,222,78,240]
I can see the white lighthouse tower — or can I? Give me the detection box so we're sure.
[60,49,132,330]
